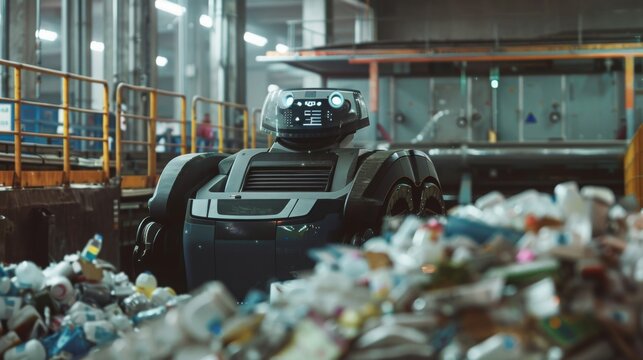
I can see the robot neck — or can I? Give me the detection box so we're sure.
[273,134,355,152]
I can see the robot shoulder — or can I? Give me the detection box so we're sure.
[148,152,229,223]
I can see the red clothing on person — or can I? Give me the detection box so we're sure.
[197,122,214,140]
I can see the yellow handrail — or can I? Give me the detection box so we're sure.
[191,96,249,153]
[116,83,187,189]
[624,125,643,206]
[0,59,110,188]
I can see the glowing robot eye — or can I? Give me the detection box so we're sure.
[328,91,344,109]
[281,93,294,108]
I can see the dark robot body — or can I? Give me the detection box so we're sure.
[134,89,445,299]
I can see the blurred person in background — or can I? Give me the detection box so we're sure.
[197,113,215,152]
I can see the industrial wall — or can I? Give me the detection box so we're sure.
[329,72,628,144]
[374,0,643,42]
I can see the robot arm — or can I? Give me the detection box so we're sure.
[135,152,228,291]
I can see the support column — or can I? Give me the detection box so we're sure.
[63,0,93,150]
[0,0,10,97]
[126,0,157,149]
[8,0,37,97]
[625,56,635,139]
[210,0,245,103]
[300,0,330,88]
[343,0,374,44]
[302,0,332,48]
[105,0,129,110]
[210,0,245,149]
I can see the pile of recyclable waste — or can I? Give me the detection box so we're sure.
[5,181,643,359]
[0,234,183,359]
[87,181,643,359]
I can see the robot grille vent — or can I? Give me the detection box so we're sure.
[242,166,333,192]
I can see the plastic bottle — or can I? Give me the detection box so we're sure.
[0,276,17,296]
[0,331,21,355]
[4,340,46,360]
[151,287,176,307]
[47,276,74,304]
[0,297,22,320]
[15,262,45,291]
[83,320,117,345]
[81,234,103,262]
[466,333,522,360]
[43,261,73,279]
[135,273,158,298]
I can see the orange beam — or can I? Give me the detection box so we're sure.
[349,52,638,64]
[266,42,643,59]
[625,56,635,109]
[625,56,636,139]
[369,62,379,112]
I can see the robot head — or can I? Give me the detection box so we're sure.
[260,88,369,150]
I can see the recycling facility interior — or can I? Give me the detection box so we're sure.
[0,0,642,357]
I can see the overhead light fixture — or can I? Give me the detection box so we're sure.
[156,56,168,67]
[243,31,267,47]
[275,43,289,53]
[90,41,105,52]
[35,29,58,42]
[199,14,213,28]
[155,0,185,16]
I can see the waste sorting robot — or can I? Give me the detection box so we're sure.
[134,88,445,298]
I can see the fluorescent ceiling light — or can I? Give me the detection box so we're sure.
[244,31,267,47]
[275,43,289,53]
[199,14,213,28]
[156,56,168,67]
[155,0,185,16]
[90,41,105,52]
[35,29,58,42]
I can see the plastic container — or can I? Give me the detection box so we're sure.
[83,320,117,345]
[14,262,44,291]
[81,234,103,263]
[47,276,74,304]
[0,297,22,320]
[466,333,522,360]
[4,339,46,360]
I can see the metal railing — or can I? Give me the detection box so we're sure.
[116,84,187,189]
[191,96,248,154]
[0,60,266,190]
[0,59,110,188]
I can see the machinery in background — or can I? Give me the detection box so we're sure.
[134,88,444,298]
